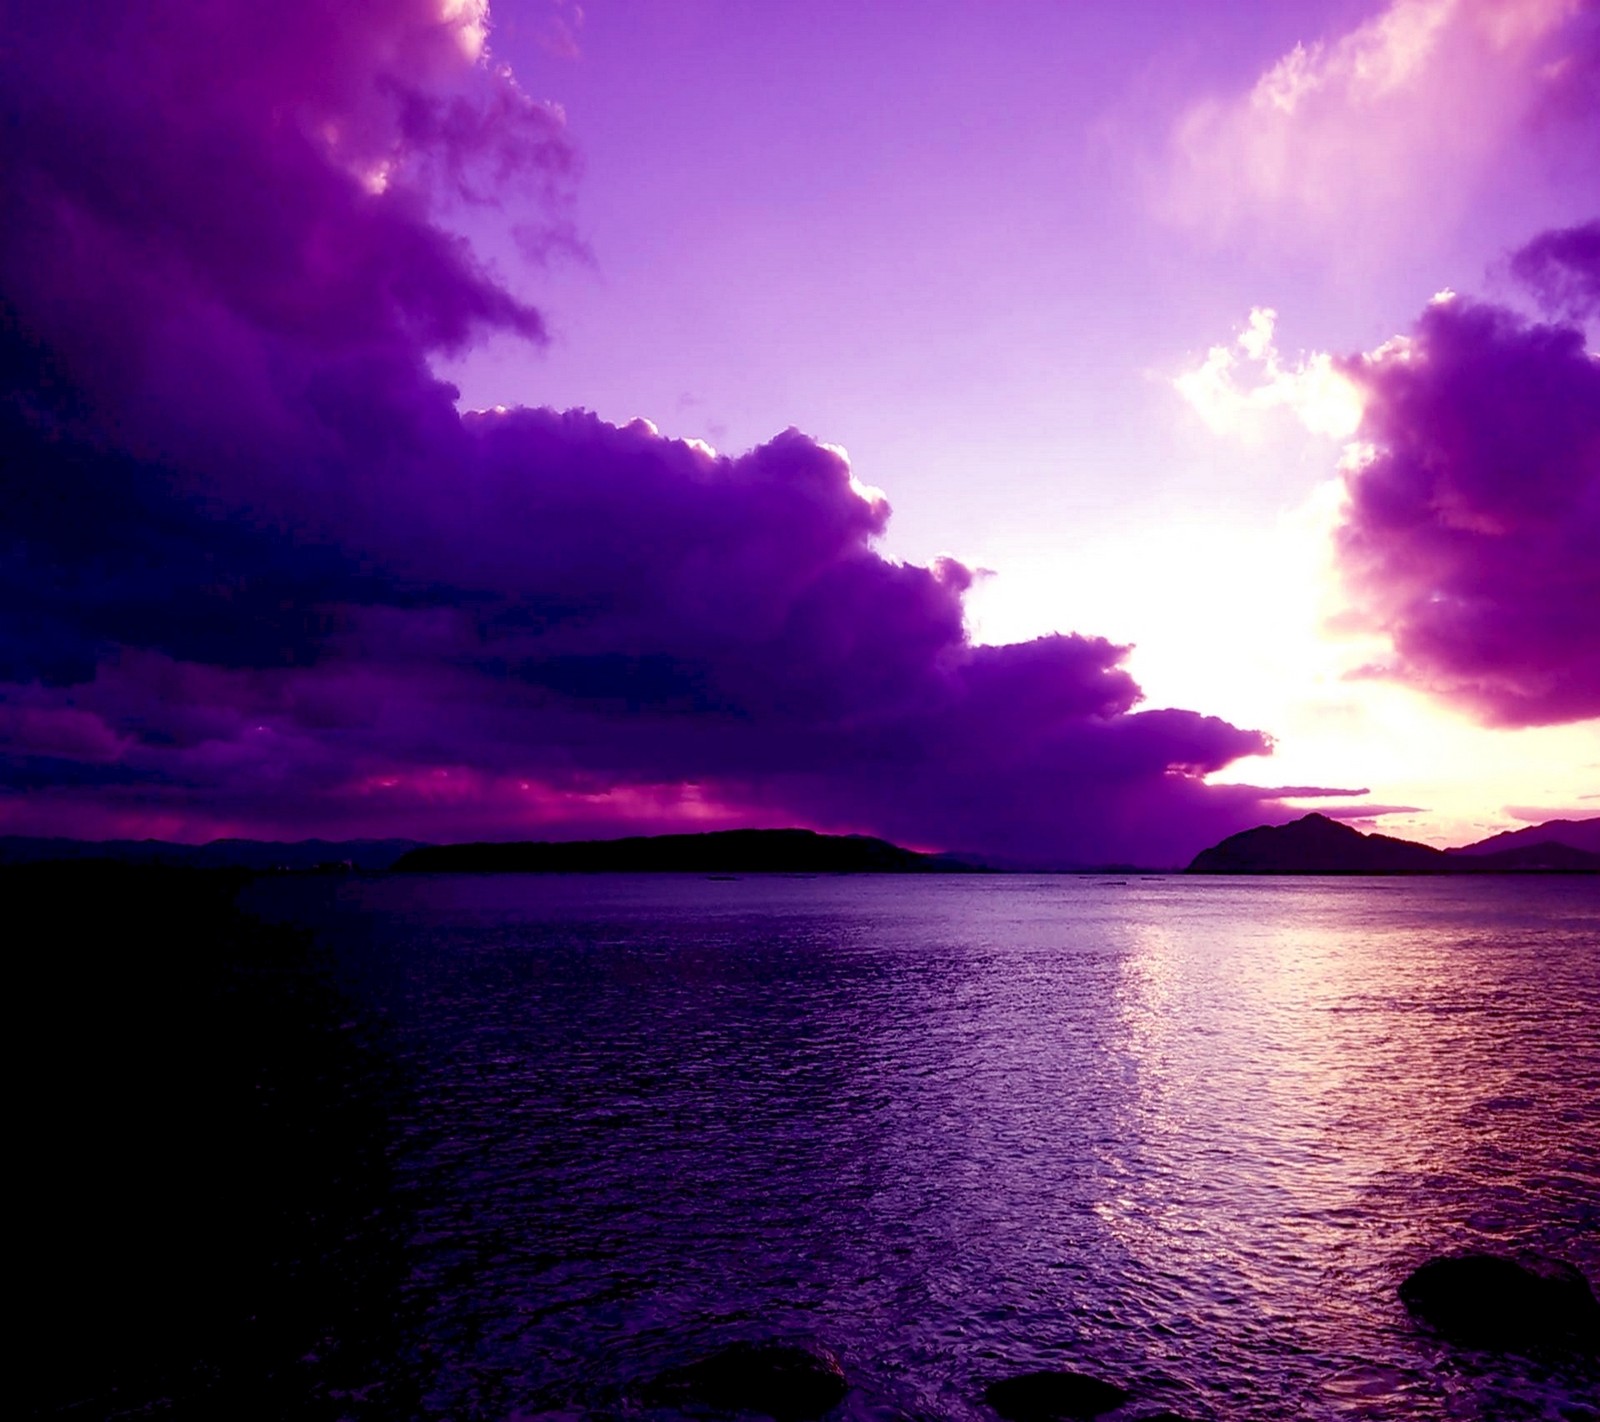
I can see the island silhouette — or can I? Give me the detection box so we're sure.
[394,828,973,874]
[1186,813,1600,875]
[3,815,1595,876]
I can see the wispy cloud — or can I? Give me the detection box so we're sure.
[1504,804,1600,823]
[1160,0,1592,243]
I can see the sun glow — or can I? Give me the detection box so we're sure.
[440,0,490,60]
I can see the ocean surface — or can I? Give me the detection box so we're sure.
[231,874,1600,1422]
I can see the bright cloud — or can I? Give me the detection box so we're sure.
[1175,308,1364,440]
[1162,0,1590,241]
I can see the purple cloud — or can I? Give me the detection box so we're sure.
[1509,220,1600,323]
[0,0,1293,866]
[1335,245,1600,729]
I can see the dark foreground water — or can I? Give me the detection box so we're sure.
[22,872,1600,1420]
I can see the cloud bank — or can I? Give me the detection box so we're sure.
[0,0,1307,866]
[1333,225,1600,727]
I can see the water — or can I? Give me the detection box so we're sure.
[240,874,1599,1422]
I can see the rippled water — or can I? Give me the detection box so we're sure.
[250,874,1600,1422]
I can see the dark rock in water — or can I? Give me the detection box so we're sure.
[983,1370,1132,1420]
[643,1341,848,1420]
[1399,1252,1600,1350]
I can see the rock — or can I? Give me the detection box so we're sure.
[1399,1252,1600,1351]
[642,1341,848,1420]
[983,1370,1132,1420]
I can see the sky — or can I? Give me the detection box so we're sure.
[1,0,1596,865]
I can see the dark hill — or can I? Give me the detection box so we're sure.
[1463,841,1600,873]
[1188,813,1600,875]
[1450,816,1600,856]
[1186,814,1451,875]
[395,828,968,874]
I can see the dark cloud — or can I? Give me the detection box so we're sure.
[1335,256,1600,729]
[0,0,1291,865]
[1510,220,1600,323]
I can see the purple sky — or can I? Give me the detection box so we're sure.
[2,0,1596,863]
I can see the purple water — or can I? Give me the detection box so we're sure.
[248,873,1600,1421]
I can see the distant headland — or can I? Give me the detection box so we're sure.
[1186,813,1600,875]
[394,828,977,874]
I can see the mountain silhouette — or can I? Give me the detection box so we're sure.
[1450,817,1600,856]
[1187,813,1599,875]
